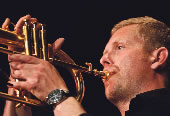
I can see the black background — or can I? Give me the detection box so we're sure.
[0,0,169,116]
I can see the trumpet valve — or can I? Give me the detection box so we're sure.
[85,62,92,71]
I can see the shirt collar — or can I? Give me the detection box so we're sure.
[128,88,170,112]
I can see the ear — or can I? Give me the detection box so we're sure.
[151,47,168,70]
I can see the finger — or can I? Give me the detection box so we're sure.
[10,62,38,71]
[8,81,28,90]
[8,54,42,64]
[9,66,14,76]
[2,18,10,29]
[16,17,40,31]
[15,14,31,34]
[7,87,16,96]
[9,75,16,81]
[15,14,31,29]
[30,18,42,30]
[29,18,38,24]
[52,38,65,54]
[11,70,26,80]
[9,62,23,70]
[29,18,41,26]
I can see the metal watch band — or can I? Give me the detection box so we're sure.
[45,89,72,106]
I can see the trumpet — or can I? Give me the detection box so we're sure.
[0,19,110,107]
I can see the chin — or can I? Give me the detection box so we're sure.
[105,85,112,99]
[105,90,114,103]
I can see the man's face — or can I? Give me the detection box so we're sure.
[100,25,152,103]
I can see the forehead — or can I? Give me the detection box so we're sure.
[108,25,144,45]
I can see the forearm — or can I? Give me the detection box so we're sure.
[3,88,32,116]
[53,97,86,116]
[3,100,17,116]
[4,101,32,116]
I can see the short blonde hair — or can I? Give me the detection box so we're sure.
[111,16,170,53]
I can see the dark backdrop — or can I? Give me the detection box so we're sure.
[0,0,169,116]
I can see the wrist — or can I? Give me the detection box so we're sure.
[44,89,72,110]
[54,97,86,116]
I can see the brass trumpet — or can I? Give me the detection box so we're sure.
[0,19,110,107]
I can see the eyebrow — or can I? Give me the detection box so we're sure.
[112,39,133,47]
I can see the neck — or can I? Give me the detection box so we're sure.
[140,72,166,93]
[114,73,166,116]
[115,100,130,116]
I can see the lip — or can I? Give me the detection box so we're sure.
[102,72,115,88]
[103,68,117,76]
[102,65,118,82]
[102,66,119,89]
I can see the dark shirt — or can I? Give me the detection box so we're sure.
[126,88,170,116]
[81,88,170,116]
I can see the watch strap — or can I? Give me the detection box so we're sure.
[45,89,72,105]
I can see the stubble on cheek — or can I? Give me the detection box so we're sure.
[106,75,131,104]
[105,57,143,103]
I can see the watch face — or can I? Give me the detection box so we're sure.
[47,89,64,104]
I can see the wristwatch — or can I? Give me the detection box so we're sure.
[45,89,72,107]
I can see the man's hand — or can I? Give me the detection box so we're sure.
[8,54,68,101]
[2,15,37,35]
[1,15,86,116]
[3,15,66,101]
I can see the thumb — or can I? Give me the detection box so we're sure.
[52,38,65,54]
[2,18,10,30]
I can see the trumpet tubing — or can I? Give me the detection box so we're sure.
[0,20,110,107]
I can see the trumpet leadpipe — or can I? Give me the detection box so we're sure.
[0,47,109,79]
[52,58,110,79]
[0,47,21,55]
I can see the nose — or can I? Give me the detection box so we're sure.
[100,53,110,67]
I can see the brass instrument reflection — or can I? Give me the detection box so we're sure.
[0,20,110,107]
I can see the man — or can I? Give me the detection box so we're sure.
[3,15,170,116]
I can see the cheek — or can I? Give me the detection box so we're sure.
[122,55,151,81]
[105,74,120,92]
[118,54,147,77]
[119,56,135,72]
